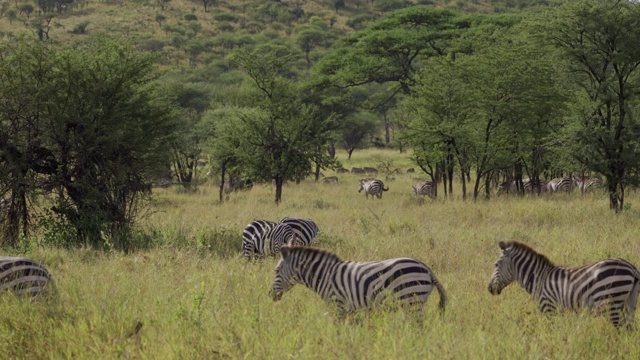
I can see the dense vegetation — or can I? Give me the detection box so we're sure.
[0,0,639,245]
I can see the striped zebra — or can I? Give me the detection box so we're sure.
[1,257,54,298]
[546,177,574,192]
[271,246,446,316]
[488,241,640,328]
[496,179,546,195]
[358,179,389,199]
[412,181,435,198]
[241,220,277,260]
[278,217,319,246]
[573,176,604,194]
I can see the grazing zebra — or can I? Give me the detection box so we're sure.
[412,181,435,198]
[574,176,604,194]
[546,177,574,192]
[358,179,389,199]
[270,246,446,316]
[496,179,546,195]
[241,220,277,260]
[321,176,338,184]
[488,241,640,328]
[1,257,54,298]
[278,217,319,246]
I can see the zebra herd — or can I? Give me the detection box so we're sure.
[241,215,640,328]
[3,221,639,329]
[498,176,603,195]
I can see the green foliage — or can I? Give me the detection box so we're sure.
[539,0,640,212]
[0,36,177,247]
[70,20,89,34]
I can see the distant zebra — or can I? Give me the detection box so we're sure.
[488,241,640,328]
[278,217,319,246]
[358,179,389,199]
[271,246,446,316]
[1,257,54,298]
[241,220,277,260]
[574,176,603,194]
[546,177,574,192]
[496,179,546,195]
[322,176,338,184]
[412,181,435,198]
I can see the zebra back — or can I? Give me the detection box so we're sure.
[271,246,445,314]
[241,220,277,260]
[277,217,318,246]
[0,257,53,298]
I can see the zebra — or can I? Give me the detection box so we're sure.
[573,176,604,194]
[488,241,640,328]
[496,179,546,195]
[270,246,446,316]
[412,181,435,198]
[321,176,338,184]
[1,256,54,298]
[277,217,319,246]
[241,220,277,260]
[546,177,574,192]
[358,179,389,199]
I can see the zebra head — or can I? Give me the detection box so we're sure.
[358,180,365,193]
[488,241,516,295]
[270,246,299,301]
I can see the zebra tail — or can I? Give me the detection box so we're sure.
[382,186,389,191]
[432,274,446,313]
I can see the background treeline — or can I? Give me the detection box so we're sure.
[1,0,639,248]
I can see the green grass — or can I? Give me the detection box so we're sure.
[2,148,640,359]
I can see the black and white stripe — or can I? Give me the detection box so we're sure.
[573,176,603,193]
[270,246,446,315]
[358,179,389,199]
[1,257,54,298]
[496,179,546,195]
[412,181,435,198]
[546,177,574,192]
[241,220,277,260]
[488,241,640,328]
[277,217,319,246]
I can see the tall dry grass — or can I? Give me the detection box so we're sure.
[2,148,640,359]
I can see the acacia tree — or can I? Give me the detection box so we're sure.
[0,36,176,247]
[541,0,640,212]
[230,51,338,204]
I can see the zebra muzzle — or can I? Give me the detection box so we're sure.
[488,284,501,295]
[272,291,283,301]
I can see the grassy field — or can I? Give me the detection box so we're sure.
[2,148,640,359]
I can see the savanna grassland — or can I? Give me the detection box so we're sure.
[2,148,640,359]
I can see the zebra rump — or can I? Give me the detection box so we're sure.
[412,181,435,198]
[1,257,54,298]
[488,241,640,328]
[497,179,546,195]
[271,246,446,314]
[546,177,574,192]
[277,217,319,246]
[358,179,389,199]
[241,220,277,260]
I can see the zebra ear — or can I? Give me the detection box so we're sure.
[499,241,507,250]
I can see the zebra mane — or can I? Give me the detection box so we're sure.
[504,241,555,266]
[285,246,342,263]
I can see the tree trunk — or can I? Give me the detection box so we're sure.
[274,176,283,204]
[347,148,354,160]
[218,161,226,202]
[384,111,390,145]
[328,141,336,159]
